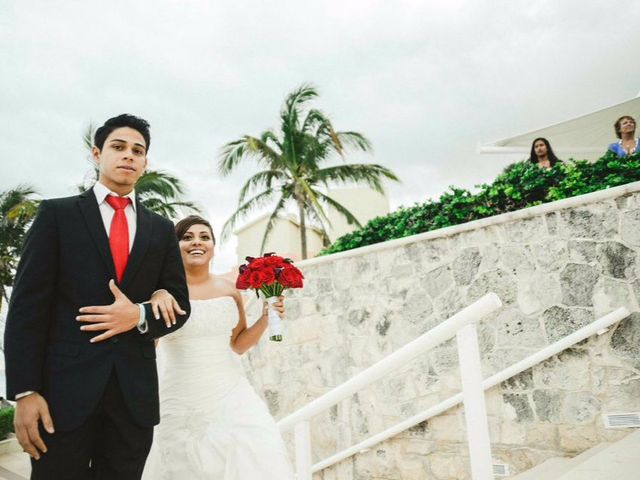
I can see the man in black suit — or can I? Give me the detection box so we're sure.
[4,114,191,479]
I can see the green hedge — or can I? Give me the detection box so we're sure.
[320,151,640,256]
[0,407,14,441]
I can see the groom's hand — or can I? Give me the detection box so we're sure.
[77,280,140,343]
[14,393,54,460]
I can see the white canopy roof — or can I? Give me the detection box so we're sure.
[479,94,640,159]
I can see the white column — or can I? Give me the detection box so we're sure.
[456,323,493,480]
[294,420,312,480]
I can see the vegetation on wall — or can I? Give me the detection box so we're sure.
[320,151,640,255]
[0,407,14,440]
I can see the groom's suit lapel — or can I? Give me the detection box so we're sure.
[78,190,117,280]
[120,198,152,290]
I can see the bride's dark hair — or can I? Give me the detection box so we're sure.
[175,215,216,244]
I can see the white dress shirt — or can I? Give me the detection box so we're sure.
[93,182,137,252]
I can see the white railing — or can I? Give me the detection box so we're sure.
[278,298,631,480]
[310,307,630,474]
[278,292,503,480]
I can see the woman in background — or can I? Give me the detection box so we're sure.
[608,115,639,157]
[528,137,561,169]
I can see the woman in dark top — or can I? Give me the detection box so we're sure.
[528,137,561,169]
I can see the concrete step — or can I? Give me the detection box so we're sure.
[0,453,29,480]
[510,457,571,480]
[511,442,612,480]
[554,430,640,480]
[0,437,28,480]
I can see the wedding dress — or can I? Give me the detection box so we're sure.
[143,296,295,479]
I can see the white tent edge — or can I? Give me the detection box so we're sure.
[478,91,640,155]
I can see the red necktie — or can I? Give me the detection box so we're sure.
[105,196,131,283]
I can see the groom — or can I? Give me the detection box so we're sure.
[4,114,190,479]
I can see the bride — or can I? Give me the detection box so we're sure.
[143,215,295,479]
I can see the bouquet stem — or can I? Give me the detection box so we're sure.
[265,296,283,342]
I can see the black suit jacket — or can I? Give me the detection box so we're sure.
[4,190,191,431]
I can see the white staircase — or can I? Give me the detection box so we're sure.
[512,430,640,480]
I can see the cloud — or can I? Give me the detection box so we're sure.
[2,0,640,270]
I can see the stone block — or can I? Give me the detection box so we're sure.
[620,209,640,246]
[532,389,562,422]
[541,305,593,342]
[567,240,598,263]
[451,247,481,285]
[596,241,637,279]
[499,245,536,275]
[428,452,468,480]
[353,444,400,479]
[558,424,597,452]
[525,423,559,448]
[396,454,429,480]
[478,243,501,272]
[559,263,599,306]
[496,309,547,349]
[422,265,454,299]
[533,348,590,391]
[504,217,546,243]
[433,288,466,322]
[609,312,640,362]
[501,369,534,391]
[517,272,562,315]
[592,277,637,318]
[561,204,618,240]
[427,414,465,442]
[545,211,560,235]
[602,369,640,410]
[562,391,600,424]
[499,416,526,443]
[502,393,535,423]
[531,240,569,272]
[468,269,517,305]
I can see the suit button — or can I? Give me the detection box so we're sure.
[111,337,119,344]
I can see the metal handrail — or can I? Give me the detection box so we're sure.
[278,293,502,431]
[310,306,630,473]
[278,292,503,479]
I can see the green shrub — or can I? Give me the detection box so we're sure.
[0,407,14,441]
[320,151,640,256]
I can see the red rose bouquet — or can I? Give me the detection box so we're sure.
[235,253,304,341]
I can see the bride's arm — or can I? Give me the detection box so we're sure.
[230,294,284,355]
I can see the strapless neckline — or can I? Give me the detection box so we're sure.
[189,296,235,303]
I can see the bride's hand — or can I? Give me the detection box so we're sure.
[264,296,285,319]
[150,289,186,328]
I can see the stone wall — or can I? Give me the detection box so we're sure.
[242,182,640,479]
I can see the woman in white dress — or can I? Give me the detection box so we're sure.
[143,215,295,479]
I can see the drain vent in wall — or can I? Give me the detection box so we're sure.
[603,412,640,429]
[492,463,510,477]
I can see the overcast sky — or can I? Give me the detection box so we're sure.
[2,0,640,272]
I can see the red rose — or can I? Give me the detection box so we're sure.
[277,267,304,288]
[248,269,276,289]
[236,272,250,290]
[261,268,276,285]
[264,255,286,267]
[249,257,267,270]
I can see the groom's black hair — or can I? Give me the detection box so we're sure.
[94,114,151,152]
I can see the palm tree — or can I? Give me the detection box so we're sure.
[219,83,399,259]
[0,185,39,310]
[79,124,200,219]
